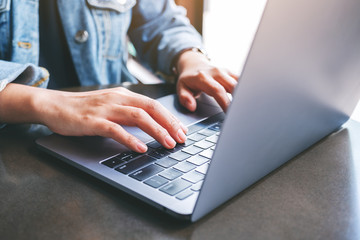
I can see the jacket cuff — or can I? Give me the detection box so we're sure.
[0,60,49,92]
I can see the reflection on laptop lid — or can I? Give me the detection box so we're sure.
[36,0,360,222]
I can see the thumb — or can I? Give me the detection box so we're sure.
[177,85,197,112]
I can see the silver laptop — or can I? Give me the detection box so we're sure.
[36,0,360,221]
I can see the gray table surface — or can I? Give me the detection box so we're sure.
[1,84,360,240]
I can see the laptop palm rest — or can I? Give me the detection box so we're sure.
[36,93,222,163]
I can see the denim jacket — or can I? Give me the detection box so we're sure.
[0,0,203,91]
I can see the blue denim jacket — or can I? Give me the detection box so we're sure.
[0,0,203,91]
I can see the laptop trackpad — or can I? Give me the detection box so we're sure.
[124,93,223,143]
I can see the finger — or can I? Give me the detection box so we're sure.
[213,68,238,94]
[195,71,231,112]
[95,119,148,153]
[120,94,188,142]
[227,70,240,81]
[110,106,179,149]
[177,82,197,112]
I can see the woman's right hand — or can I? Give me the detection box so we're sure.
[0,84,187,153]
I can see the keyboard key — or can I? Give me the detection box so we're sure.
[101,156,125,168]
[187,155,209,166]
[144,176,168,188]
[183,139,195,147]
[115,155,156,174]
[188,133,207,142]
[166,144,185,153]
[182,171,205,183]
[196,163,209,174]
[187,124,204,135]
[209,123,222,131]
[129,164,164,181]
[160,179,192,196]
[200,149,214,159]
[169,151,191,161]
[117,151,141,162]
[211,145,216,150]
[148,148,171,159]
[182,145,203,155]
[173,161,197,173]
[156,157,178,168]
[194,140,214,149]
[198,128,217,137]
[147,141,162,149]
[205,135,219,143]
[159,168,183,180]
[176,189,194,200]
[191,181,203,191]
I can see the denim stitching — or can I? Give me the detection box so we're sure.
[31,67,49,87]
[92,9,106,80]
[104,10,111,57]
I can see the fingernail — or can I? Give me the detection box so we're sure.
[136,141,147,153]
[165,135,176,148]
[177,129,187,143]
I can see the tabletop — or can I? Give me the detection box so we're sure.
[1,83,360,240]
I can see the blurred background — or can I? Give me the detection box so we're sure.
[175,0,360,122]
[176,0,266,75]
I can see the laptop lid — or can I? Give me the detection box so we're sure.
[191,0,360,221]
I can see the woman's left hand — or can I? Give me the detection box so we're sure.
[176,50,239,112]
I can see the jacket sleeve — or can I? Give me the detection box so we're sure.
[128,0,204,75]
[0,60,49,129]
[0,60,49,91]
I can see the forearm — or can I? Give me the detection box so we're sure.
[128,0,203,75]
[0,83,48,124]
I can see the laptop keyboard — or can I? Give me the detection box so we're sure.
[100,113,224,200]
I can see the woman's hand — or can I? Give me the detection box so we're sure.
[0,84,187,153]
[176,50,239,112]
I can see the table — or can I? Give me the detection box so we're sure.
[1,83,360,240]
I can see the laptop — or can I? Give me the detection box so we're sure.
[36,0,360,222]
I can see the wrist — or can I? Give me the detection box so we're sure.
[0,83,60,125]
[0,83,37,123]
[172,47,210,77]
[32,87,70,126]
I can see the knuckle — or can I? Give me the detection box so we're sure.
[103,124,118,136]
[168,119,179,131]
[130,108,146,119]
[156,127,167,138]
[155,127,163,137]
[145,98,159,111]
[198,73,210,84]
[126,134,136,144]
[81,114,91,123]
[114,86,128,94]
[117,86,126,91]
[212,84,226,95]
[102,91,120,102]
[213,67,223,75]
[197,70,207,79]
